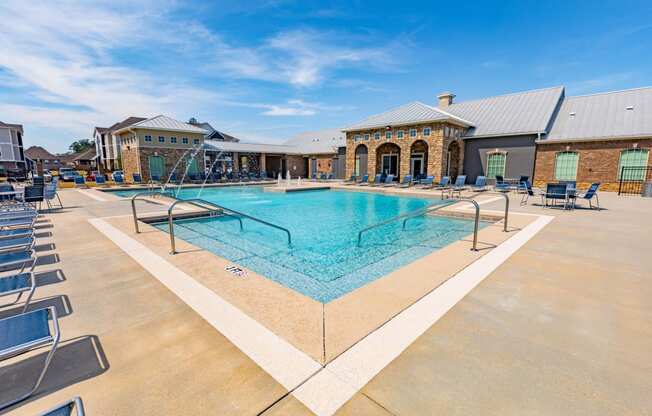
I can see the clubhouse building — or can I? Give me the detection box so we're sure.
[343,86,652,191]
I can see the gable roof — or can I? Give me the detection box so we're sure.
[106,117,147,134]
[118,115,207,134]
[284,128,346,155]
[445,86,565,138]
[25,146,57,160]
[0,121,23,132]
[543,86,652,143]
[342,101,474,132]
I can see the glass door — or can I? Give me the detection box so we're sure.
[382,154,398,176]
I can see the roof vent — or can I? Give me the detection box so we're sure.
[569,112,576,117]
[626,106,634,110]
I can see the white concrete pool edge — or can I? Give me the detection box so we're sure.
[89,213,553,416]
[292,213,554,415]
[88,218,322,391]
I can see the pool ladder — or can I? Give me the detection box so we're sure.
[357,195,508,251]
[130,192,293,254]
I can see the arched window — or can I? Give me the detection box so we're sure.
[486,152,506,178]
[618,149,649,180]
[554,151,579,181]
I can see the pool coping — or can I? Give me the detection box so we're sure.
[89,200,552,415]
[95,193,537,364]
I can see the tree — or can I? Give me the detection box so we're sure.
[69,139,93,153]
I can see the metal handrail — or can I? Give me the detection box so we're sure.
[482,191,509,232]
[400,198,481,251]
[130,190,175,233]
[357,202,456,247]
[167,198,292,254]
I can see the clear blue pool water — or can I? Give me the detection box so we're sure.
[113,186,484,302]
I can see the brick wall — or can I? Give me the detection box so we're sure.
[286,155,307,178]
[534,138,652,191]
[122,147,205,182]
[345,122,465,181]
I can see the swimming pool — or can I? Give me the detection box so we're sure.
[115,186,484,302]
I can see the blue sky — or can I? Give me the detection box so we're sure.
[1,0,651,153]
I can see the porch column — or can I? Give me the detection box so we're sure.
[232,152,239,171]
[260,153,266,173]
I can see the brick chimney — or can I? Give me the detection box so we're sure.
[437,92,455,108]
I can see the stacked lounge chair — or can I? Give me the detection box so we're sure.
[360,174,381,187]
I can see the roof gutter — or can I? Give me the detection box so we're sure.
[536,134,652,144]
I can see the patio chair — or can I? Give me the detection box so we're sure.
[416,176,436,189]
[73,176,87,189]
[0,228,34,241]
[573,183,601,210]
[543,183,571,209]
[397,174,413,188]
[381,174,395,186]
[37,397,85,416]
[94,175,108,187]
[360,174,381,186]
[0,242,36,274]
[22,185,44,210]
[343,175,356,184]
[516,176,529,193]
[353,174,369,186]
[428,176,449,189]
[0,236,34,253]
[132,173,143,185]
[445,175,467,198]
[44,183,63,211]
[0,216,36,231]
[520,181,541,205]
[319,173,327,181]
[471,176,487,192]
[149,174,162,184]
[0,307,61,410]
[494,175,511,192]
[0,271,36,312]
[0,208,38,220]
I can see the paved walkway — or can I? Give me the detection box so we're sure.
[2,189,650,415]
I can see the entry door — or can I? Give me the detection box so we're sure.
[382,154,398,176]
[411,154,424,176]
[148,156,165,178]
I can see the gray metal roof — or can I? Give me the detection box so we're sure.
[283,128,345,155]
[115,115,207,134]
[543,86,652,143]
[204,139,300,155]
[445,86,565,138]
[342,101,473,132]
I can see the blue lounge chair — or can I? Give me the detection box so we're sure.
[132,173,143,184]
[0,217,35,230]
[0,307,61,410]
[0,243,35,274]
[360,174,381,186]
[381,174,395,186]
[417,176,436,188]
[73,176,86,188]
[0,271,36,312]
[446,175,467,198]
[150,174,162,184]
[397,174,413,188]
[0,236,34,253]
[342,175,356,185]
[319,173,327,181]
[471,176,487,192]
[0,209,38,220]
[94,174,107,187]
[426,176,448,189]
[353,174,368,185]
[0,227,33,241]
[37,397,85,416]
[573,183,601,210]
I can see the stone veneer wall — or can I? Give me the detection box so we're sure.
[534,138,652,191]
[286,155,307,178]
[345,122,465,181]
[120,147,141,181]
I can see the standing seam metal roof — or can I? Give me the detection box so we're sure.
[342,101,473,131]
[544,86,652,142]
[445,86,565,138]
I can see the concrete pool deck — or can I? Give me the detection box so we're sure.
[2,187,651,415]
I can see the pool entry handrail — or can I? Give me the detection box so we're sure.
[130,190,175,233]
[486,191,509,232]
[167,198,292,254]
[357,201,456,247]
